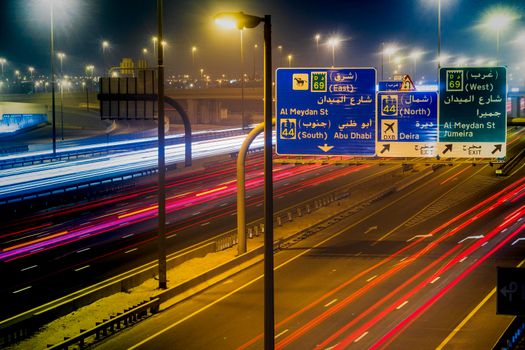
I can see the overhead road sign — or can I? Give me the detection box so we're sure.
[376,91,438,157]
[98,69,157,120]
[276,68,377,156]
[497,267,525,316]
[438,67,507,158]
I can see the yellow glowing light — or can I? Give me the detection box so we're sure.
[215,16,237,29]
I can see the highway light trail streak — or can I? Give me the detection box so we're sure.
[368,220,525,350]
[314,245,461,349]
[272,178,525,349]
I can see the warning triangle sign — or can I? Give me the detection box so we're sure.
[399,74,416,91]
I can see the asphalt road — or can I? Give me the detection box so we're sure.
[95,134,525,349]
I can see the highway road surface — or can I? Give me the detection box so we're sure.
[94,135,525,349]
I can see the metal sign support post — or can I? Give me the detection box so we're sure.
[157,0,167,290]
[263,14,274,350]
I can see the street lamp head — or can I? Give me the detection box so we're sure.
[328,37,340,47]
[484,8,516,32]
[0,58,6,64]
[315,34,321,41]
[214,12,263,30]
[409,49,424,60]
[28,67,35,73]
[143,48,148,54]
[383,45,398,56]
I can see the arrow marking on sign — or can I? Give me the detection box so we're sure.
[458,235,484,244]
[364,226,378,234]
[500,282,518,301]
[318,144,334,152]
[443,144,453,154]
[492,144,502,154]
[380,144,390,154]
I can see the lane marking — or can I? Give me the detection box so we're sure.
[74,265,90,272]
[13,286,32,294]
[121,234,134,239]
[396,301,409,310]
[430,277,440,284]
[125,248,138,254]
[76,248,90,253]
[366,275,378,282]
[167,233,177,239]
[324,299,338,307]
[201,222,210,226]
[21,265,38,272]
[459,257,468,263]
[275,329,289,339]
[407,234,432,242]
[481,242,488,247]
[354,331,368,343]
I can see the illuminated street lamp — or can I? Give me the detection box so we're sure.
[253,44,258,79]
[151,36,158,58]
[0,58,6,78]
[49,0,57,154]
[57,52,65,75]
[287,54,292,67]
[483,8,516,65]
[315,34,321,65]
[191,46,197,67]
[142,48,148,63]
[277,45,283,66]
[215,11,275,349]
[102,40,109,75]
[28,66,35,79]
[381,44,398,80]
[409,49,423,79]
[328,37,340,67]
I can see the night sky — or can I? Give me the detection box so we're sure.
[0,0,524,83]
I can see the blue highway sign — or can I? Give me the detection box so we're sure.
[378,81,403,91]
[376,91,438,157]
[439,67,507,158]
[276,68,377,156]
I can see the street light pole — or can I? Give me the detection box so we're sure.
[381,42,384,80]
[157,0,167,290]
[496,29,500,65]
[50,1,57,155]
[315,34,320,66]
[240,29,245,130]
[437,0,441,69]
[214,13,274,347]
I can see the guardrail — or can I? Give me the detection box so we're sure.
[492,316,525,349]
[46,298,160,349]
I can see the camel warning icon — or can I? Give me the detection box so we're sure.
[292,74,308,90]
